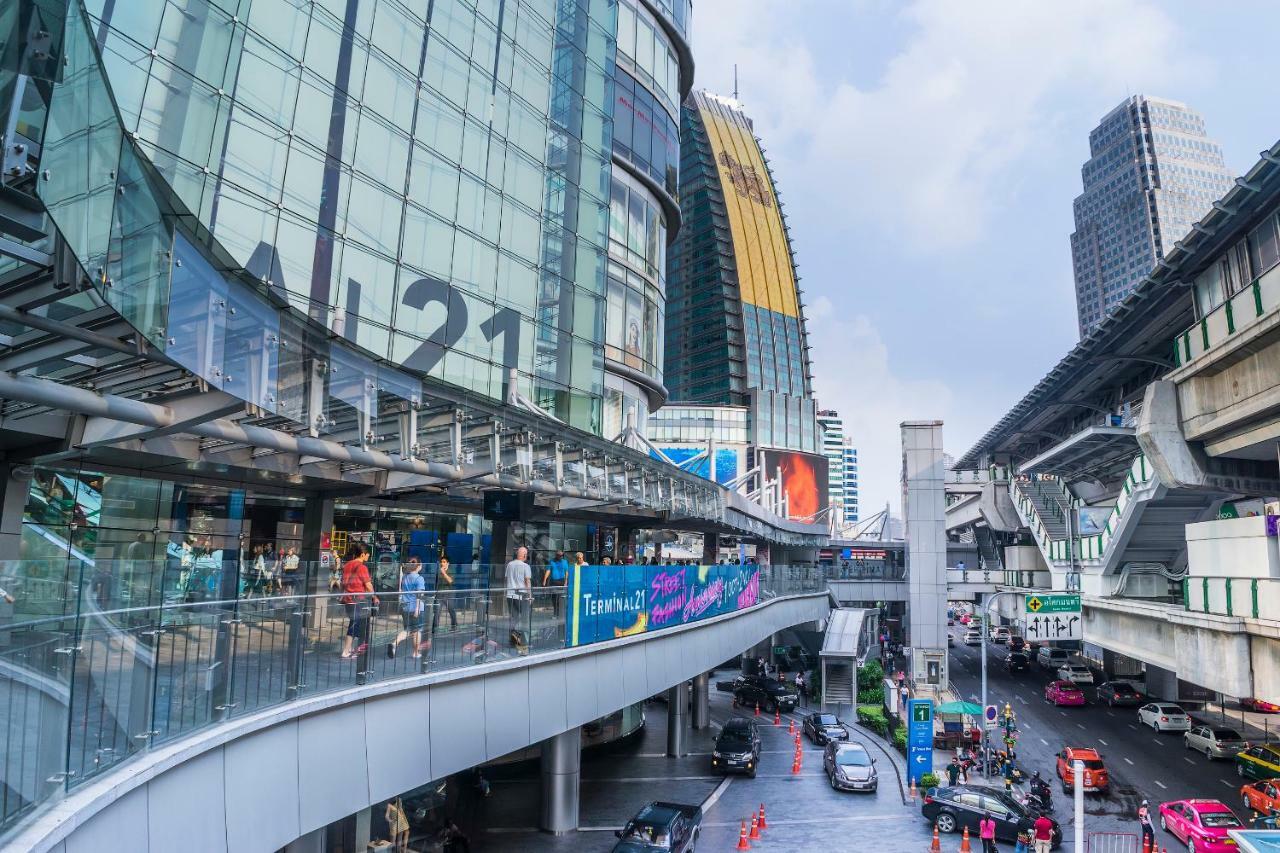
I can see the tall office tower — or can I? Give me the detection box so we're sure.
[843,441,859,523]
[666,91,817,453]
[817,410,847,525]
[1070,96,1235,335]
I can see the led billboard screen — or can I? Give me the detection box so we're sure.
[759,449,829,522]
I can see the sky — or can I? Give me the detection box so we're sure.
[689,0,1280,519]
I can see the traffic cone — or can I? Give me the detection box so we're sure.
[791,752,801,774]
[930,824,941,853]
[1142,837,1151,853]
[758,803,768,830]
[736,820,751,850]
[749,813,761,841]
[774,707,781,726]
[959,826,972,853]
[788,718,796,735]
[909,779,918,801]
[755,702,760,717]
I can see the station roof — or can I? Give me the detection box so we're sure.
[956,138,1280,470]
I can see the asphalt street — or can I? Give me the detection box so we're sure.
[948,635,1257,847]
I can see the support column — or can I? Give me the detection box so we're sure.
[667,681,690,756]
[701,532,718,564]
[0,463,31,562]
[540,726,581,834]
[300,496,335,631]
[691,672,710,730]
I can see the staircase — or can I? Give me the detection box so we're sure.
[974,526,1004,573]
[1019,478,1072,539]
[824,663,854,704]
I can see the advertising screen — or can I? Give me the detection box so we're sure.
[759,449,829,522]
[651,445,744,486]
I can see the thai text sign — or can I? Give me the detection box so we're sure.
[566,564,762,646]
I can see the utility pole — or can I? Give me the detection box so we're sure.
[980,590,1016,778]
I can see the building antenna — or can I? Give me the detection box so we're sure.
[733,64,739,101]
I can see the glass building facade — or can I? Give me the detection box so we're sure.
[24,0,689,440]
[1070,95,1235,335]
[665,90,816,453]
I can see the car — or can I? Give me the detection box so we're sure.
[1157,799,1243,853]
[1138,702,1192,733]
[1249,813,1280,830]
[963,629,983,646]
[1240,779,1280,815]
[731,676,798,714]
[803,712,849,746]
[921,785,1061,848]
[1007,636,1027,653]
[1005,652,1031,673]
[711,717,761,777]
[1185,726,1246,760]
[958,613,972,625]
[990,625,1011,642]
[823,741,878,792]
[1055,747,1109,794]
[1097,681,1144,707]
[1045,681,1086,706]
[1241,697,1280,714]
[1037,647,1071,670]
[1056,663,1095,685]
[613,802,702,853]
[1236,744,1280,781]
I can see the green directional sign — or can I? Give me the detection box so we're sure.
[1025,594,1081,614]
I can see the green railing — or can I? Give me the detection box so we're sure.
[1174,264,1280,368]
[1185,576,1280,620]
[1012,455,1155,566]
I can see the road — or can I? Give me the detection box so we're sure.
[948,635,1253,846]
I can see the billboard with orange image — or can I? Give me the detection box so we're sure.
[759,449,829,522]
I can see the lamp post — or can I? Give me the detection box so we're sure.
[979,590,1018,778]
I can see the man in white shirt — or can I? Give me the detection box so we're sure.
[504,546,532,644]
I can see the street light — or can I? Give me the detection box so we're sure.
[979,590,1019,778]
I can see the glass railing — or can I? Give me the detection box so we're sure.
[1174,264,1280,368]
[0,559,824,834]
[1185,576,1280,620]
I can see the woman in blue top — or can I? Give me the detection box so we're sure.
[542,550,570,617]
[387,558,426,660]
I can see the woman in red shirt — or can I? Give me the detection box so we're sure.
[340,546,378,659]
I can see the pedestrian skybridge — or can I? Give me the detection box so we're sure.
[1,563,830,853]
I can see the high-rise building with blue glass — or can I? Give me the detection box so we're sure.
[1070,95,1234,335]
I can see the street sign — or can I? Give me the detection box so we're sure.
[1024,594,1081,614]
[984,704,999,729]
[907,699,933,784]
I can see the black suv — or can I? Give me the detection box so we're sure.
[732,675,799,714]
[1096,681,1143,707]
[712,717,762,777]
[922,785,1061,848]
[1004,652,1031,673]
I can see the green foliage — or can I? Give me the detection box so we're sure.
[893,726,907,752]
[919,772,940,790]
[857,660,885,689]
[857,686,885,705]
[856,704,889,735]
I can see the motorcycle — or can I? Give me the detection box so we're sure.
[1024,787,1054,815]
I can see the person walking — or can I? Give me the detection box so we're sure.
[979,812,998,853]
[542,550,569,617]
[1032,812,1054,853]
[339,546,378,659]
[280,546,300,595]
[1138,799,1155,849]
[504,546,532,650]
[795,670,807,705]
[387,558,426,660]
[432,556,458,633]
[945,757,961,787]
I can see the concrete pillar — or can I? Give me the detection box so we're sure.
[691,672,710,729]
[901,420,948,687]
[540,726,581,834]
[667,681,690,756]
[300,496,334,630]
[701,532,717,564]
[490,520,512,616]
[0,463,31,562]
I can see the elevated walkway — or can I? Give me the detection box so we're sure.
[6,581,829,853]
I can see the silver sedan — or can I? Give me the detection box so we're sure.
[1184,725,1245,759]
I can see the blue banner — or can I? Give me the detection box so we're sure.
[907,699,934,785]
[566,564,762,647]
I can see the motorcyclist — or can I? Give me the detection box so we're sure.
[1030,771,1051,799]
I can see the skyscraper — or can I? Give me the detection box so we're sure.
[817,410,847,525]
[1070,95,1235,335]
[665,91,817,454]
[843,441,859,524]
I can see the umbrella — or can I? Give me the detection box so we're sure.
[935,701,984,716]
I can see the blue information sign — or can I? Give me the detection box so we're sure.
[907,699,934,785]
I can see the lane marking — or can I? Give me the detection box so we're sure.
[1128,724,1138,731]
[1154,780,1167,790]
[701,814,904,828]
[701,775,733,813]
[1123,757,1134,765]
[1039,738,1049,746]
[1222,780,1234,788]
[1016,695,1028,705]
[1097,739,1108,746]
[1076,724,1086,730]
[1153,739,1164,746]
[1105,710,1115,717]
[1059,711,1067,717]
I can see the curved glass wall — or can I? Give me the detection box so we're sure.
[615,0,681,119]
[644,0,693,47]
[611,65,680,199]
[606,170,664,381]
[43,0,616,433]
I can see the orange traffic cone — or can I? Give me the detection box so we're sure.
[754,702,760,717]
[791,753,801,774]
[774,707,781,726]
[909,779,918,801]
[736,819,751,850]
[930,824,941,853]
[788,718,796,735]
[959,826,972,853]
[749,813,761,841]
[1142,838,1151,853]
[758,803,768,830]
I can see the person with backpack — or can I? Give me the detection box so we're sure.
[340,546,378,659]
[387,558,426,660]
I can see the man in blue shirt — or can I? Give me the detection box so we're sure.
[388,558,427,660]
[542,550,570,617]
